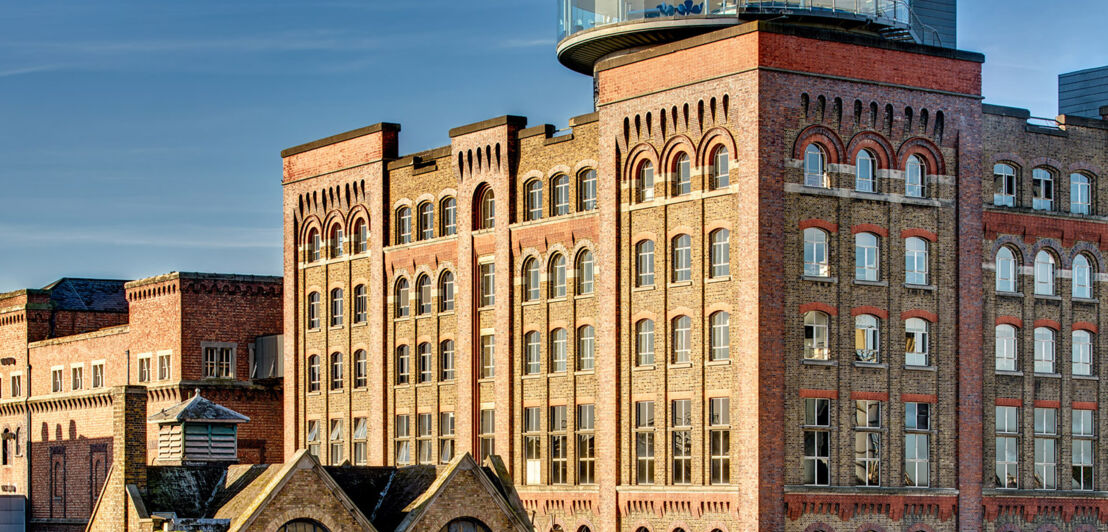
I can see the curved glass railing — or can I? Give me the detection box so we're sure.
[557,0,915,43]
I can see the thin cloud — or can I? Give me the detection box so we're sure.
[1,32,381,56]
[499,38,553,49]
[0,64,62,77]
[0,224,280,250]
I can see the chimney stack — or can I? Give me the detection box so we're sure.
[111,385,148,490]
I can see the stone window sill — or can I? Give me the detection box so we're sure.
[1034,372,1062,379]
[1074,297,1099,305]
[853,362,888,369]
[1033,294,1062,301]
[632,285,655,292]
[1073,375,1099,381]
[996,291,1024,298]
[854,279,887,287]
[632,365,656,372]
[803,359,837,366]
[995,370,1024,377]
[803,275,837,284]
[903,283,935,291]
[905,365,937,372]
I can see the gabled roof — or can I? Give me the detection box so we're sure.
[147,391,250,424]
[396,453,532,532]
[42,278,128,312]
[325,464,437,531]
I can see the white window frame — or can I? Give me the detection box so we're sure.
[995,247,1017,293]
[201,342,236,380]
[803,228,829,278]
[993,163,1016,206]
[1032,168,1054,210]
[855,232,879,281]
[1073,330,1093,376]
[905,318,929,367]
[854,314,880,363]
[905,237,929,286]
[1033,327,1055,374]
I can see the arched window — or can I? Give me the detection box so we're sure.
[1073,254,1093,299]
[307,292,320,329]
[396,206,412,244]
[709,229,730,278]
[578,527,593,532]
[525,179,543,221]
[330,288,343,327]
[476,186,495,229]
[671,234,692,282]
[995,247,1017,293]
[1034,327,1056,374]
[306,229,321,262]
[803,228,829,277]
[1032,168,1054,210]
[418,202,434,240]
[671,315,691,364]
[552,174,570,216]
[905,237,929,285]
[307,355,320,392]
[710,146,729,189]
[995,324,1017,371]
[710,311,730,361]
[438,272,455,312]
[1073,330,1094,376]
[638,161,655,202]
[578,169,597,211]
[855,232,879,281]
[905,155,926,198]
[415,275,431,315]
[578,325,595,371]
[330,352,343,390]
[994,163,1016,206]
[353,218,368,253]
[550,328,567,373]
[354,349,367,388]
[1034,250,1055,295]
[522,258,540,302]
[440,340,455,380]
[440,197,457,236]
[804,144,827,188]
[673,153,691,196]
[417,342,432,383]
[636,319,655,366]
[549,254,566,298]
[396,345,411,384]
[524,331,541,375]
[854,314,880,363]
[856,150,875,192]
[1072,173,1092,214]
[442,518,491,532]
[905,318,929,366]
[636,240,655,287]
[329,224,344,258]
[395,278,410,318]
[278,519,331,532]
[576,250,594,295]
[803,311,829,360]
[353,284,367,324]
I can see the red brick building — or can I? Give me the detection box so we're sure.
[0,272,284,531]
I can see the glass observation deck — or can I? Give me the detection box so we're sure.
[557,0,932,74]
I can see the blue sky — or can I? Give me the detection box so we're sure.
[0,1,1104,292]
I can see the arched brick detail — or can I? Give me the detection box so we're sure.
[345,204,370,229]
[852,224,888,237]
[1033,318,1061,331]
[624,143,661,183]
[905,524,936,532]
[992,153,1027,170]
[793,124,845,164]
[897,137,946,175]
[901,228,937,242]
[803,522,836,532]
[901,309,938,322]
[632,231,658,245]
[851,306,889,319]
[1073,525,1099,532]
[629,522,654,532]
[1027,157,1064,173]
[992,236,1030,265]
[1034,524,1062,532]
[658,134,697,174]
[573,518,597,532]
[800,302,838,316]
[1069,243,1104,272]
[703,521,730,532]
[800,219,839,233]
[299,215,324,244]
[846,130,895,168]
[996,316,1023,328]
[854,522,888,532]
[1068,161,1103,177]
[1030,239,1066,268]
[696,127,738,170]
[1073,321,1099,334]
[666,519,692,532]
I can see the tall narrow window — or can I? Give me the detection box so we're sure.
[395,278,410,318]
[307,292,320,329]
[1073,409,1095,490]
[709,311,730,361]
[415,275,431,316]
[396,345,410,385]
[522,258,539,302]
[803,398,831,485]
[417,413,433,464]
[439,412,455,464]
[638,161,655,202]
[671,399,692,484]
[995,324,1018,371]
[307,229,321,262]
[1073,330,1093,376]
[396,206,412,244]
[905,237,929,285]
[1071,173,1092,214]
[672,234,691,282]
[1034,327,1056,374]
[441,197,457,236]
[418,202,434,240]
[994,163,1016,206]
[479,410,495,459]
[549,406,567,484]
[523,407,541,485]
[477,187,495,230]
[395,415,411,465]
[636,240,655,287]
[854,314,880,363]
[307,420,320,457]
[552,174,570,216]
[1034,250,1055,296]
[353,418,368,465]
[1032,168,1054,210]
[353,284,367,323]
[525,180,543,221]
[673,153,691,196]
[417,343,432,383]
[1073,254,1093,299]
[804,312,830,360]
[549,254,566,298]
[353,219,368,253]
[329,419,344,465]
[354,350,367,388]
[804,144,827,188]
[329,225,344,258]
[905,155,926,198]
[330,352,343,390]
[550,328,567,373]
[578,169,597,211]
[803,228,829,277]
[307,355,320,392]
[671,315,691,364]
[855,232,879,281]
[636,320,655,366]
[995,247,1017,293]
[524,331,541,375]
[854,400,881,486]
[709,397,730,484]
[710,146,729,189]
[479,334,495,379]
[479,262,495,307]
[1034,407,1057,489]
[635,401,655,484]
[576,250,595,295]
[709,229,730,278]
[904,402,930,487]
[330,288,343,327]
[577,404,595,484]
[855,150,875,192]
[438,272,455,312]
[577,325,595,371]
[905,318,930,367]
[440,340,455,381]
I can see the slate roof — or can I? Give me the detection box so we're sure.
[325,465,438,531]
[147,392,250,424]
[42,278,128,312]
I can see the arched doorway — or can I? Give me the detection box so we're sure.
[277,519,330,532]
[442,517,492,532]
